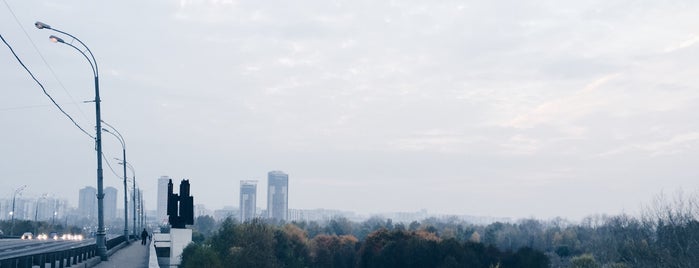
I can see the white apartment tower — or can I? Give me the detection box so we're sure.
[239,180,257,222]
[157,176,171,225]
[267,171,289,221]
[78,186,97,221]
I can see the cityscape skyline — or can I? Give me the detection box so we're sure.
[3,1,699,220]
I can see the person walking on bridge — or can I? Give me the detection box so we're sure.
[140,228,148,245]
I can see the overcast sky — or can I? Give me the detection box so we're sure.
[2,0,698,220]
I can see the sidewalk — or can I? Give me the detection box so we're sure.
[93,240,150,268]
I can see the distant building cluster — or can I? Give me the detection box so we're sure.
[150,171,510,227]
[0,195,68,223]
[2,171,510,231]
[77,186,118,222]
[155,171,291,224]
[288,208,360,222]
[0,185,134,230]
[238,171,289,223]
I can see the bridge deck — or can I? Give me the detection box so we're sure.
[93,240,150,268]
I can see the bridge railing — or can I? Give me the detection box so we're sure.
[0,235,126,268]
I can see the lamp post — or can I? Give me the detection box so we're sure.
[118,160,136,236]
[140,190,145,231]
[102,125,129,242]
[10,185,27,236]
[36,21,108,260]
[52,199,59,227]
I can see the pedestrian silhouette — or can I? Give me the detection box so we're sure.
[141,229,148,245]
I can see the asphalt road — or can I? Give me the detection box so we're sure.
[0,238,94,260]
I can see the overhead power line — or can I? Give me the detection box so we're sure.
[102,151,125,181]
[1,33,94,139]
[2,0,90,121]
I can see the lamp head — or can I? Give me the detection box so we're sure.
[35,21,51,29]
[49,35,64,43]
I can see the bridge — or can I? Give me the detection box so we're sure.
[0,235,134,268]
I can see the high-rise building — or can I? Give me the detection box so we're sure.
[78,186,97,220]
[1,197,29,220]
[239,180,257,222]
[34,197,62,221]
[104,187,117,221]
[134,188,144,231]
[267,171,289,221]
[157,176,171,225]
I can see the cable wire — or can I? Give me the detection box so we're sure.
[102,151,124,181]
[1,33,95,139]
[2,0,90,121]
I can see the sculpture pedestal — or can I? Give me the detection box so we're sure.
[154,228,192,267]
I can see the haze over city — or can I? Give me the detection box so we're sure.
[2,0,698,221]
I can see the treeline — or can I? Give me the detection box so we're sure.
[471,192,699,267]
[182,218,548,268]
[183,191,699,268]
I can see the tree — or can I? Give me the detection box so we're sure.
[275,224,310,268]
[470,231,481,243]
[570,254,599,268]
[228,219,279,267]
[502,247,549,268]
[409,221,421,231]
[326,217,353,236]
[194,215,216,236]
[310,234,357,268]
[180,243,223,268]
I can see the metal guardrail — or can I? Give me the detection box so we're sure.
[0,235,126,268]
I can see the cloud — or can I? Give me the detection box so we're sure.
[505,73,621,129]
[388,129,473,153]
[664,34,699,53]
[600,132,699,157]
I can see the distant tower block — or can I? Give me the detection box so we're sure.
[157,176,171,225]
[78,186,97,221]
[267,171,289,222]
[239,180,257,222]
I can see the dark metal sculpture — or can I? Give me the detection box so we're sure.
[167,179,194,228]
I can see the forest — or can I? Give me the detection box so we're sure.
[181,191,699,268]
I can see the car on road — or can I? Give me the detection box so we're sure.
[21,232,33,240]
[49,231,58,240]
[0,229,4,238]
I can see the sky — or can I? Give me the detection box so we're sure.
[1,0,699,221]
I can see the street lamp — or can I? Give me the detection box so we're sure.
[141,206,144,231]
[140,189,145,231]
[10,185,27,236]
[36,21,108,260]
[102,124,129,242]
[117,159,136,237]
